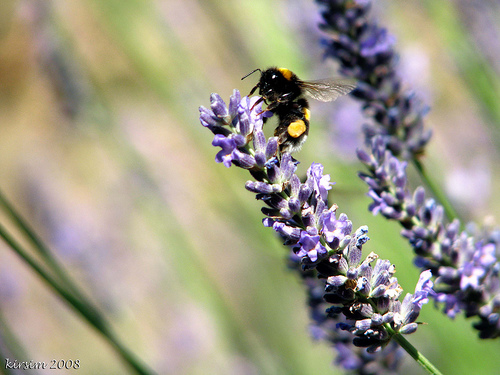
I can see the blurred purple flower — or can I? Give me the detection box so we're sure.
[317,0,432,159]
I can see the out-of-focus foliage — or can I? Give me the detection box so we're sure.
[0,0,499,374]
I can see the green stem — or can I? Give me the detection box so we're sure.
[388,327,443,375]
[412,158,461,224]
[99,327,156,375]
[0,223,155,375]
[0,189,155,373]
[0,189,84,300]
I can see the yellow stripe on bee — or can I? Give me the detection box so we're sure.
[302,108,310,121]
[288,120,306,138]
[277,68,293,81]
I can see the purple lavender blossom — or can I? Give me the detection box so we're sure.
[212,135,237,168]
[322,211,352,248]
[324,247,434,352]
[200,91,435,372]
[394,270,435,334]
[307,163,333,202]
[297,263,404,374]
[296,232,328,263]
[200,92,275,170]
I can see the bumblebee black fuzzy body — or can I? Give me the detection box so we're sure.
[273,98,310,154]
[242,67,356,154]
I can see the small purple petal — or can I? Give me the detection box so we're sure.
[212,135,236,168]
[210,93,228,118]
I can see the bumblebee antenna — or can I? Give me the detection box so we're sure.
[241,68,261,80]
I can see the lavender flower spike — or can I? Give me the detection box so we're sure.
[317,0,500,340]
[317,0,432,160]
[359,135,500,339]
[200,91,436,373]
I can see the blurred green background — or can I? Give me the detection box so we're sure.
[0,0,499,374]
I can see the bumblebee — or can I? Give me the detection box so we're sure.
[242,67,356,153]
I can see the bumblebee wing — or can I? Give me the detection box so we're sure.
[300,78,357,102]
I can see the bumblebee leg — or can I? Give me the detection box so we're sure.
[249,83,259,96]
[250,96,265,110]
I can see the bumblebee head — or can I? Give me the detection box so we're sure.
[242,67,287,101]
[257,68,284,101]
